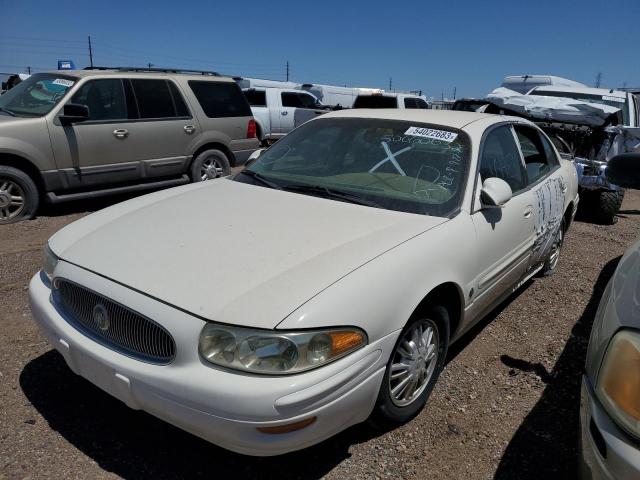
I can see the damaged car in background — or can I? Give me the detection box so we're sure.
[454,84,640,224]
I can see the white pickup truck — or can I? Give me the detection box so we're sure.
[243,87,328,144]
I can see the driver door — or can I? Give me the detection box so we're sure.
[469,124,535,317]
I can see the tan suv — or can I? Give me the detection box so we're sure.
[0,67,260,224]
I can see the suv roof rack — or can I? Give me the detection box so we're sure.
[83,66,220,76]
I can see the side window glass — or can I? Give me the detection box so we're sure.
[281,92,301,108]
[404,98,417,109]
[131,79,176,119]
[297,93,318,108]
[479,126,526,193]
[539,132,560,167]
[168,81,190,117]
[514,125,552,185]
[70,79,128,121]
[188,81,251,118]
[244,89,266,107]
[415,99,429,109]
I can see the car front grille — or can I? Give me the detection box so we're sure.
[53,279,176,364]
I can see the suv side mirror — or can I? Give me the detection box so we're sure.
[481,177,513,208]
[60,103,90,125]
[605,153,640,189]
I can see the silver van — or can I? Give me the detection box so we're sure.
[0,68,259,224]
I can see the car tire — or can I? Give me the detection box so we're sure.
[369,306,449,429]
[539,218,565,277]
[593,189,624,225]
[0,165,39,224]
[190,149,231,182]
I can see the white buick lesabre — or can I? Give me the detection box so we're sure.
[29,110,578,456]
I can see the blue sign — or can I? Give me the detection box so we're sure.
[57,60,76,70]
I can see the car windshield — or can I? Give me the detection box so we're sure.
[529,90,629,124]
[0,73,76,117]
[238,118,470,217]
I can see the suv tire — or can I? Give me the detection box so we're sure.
[0,166,39,224]
[190,149,231,182]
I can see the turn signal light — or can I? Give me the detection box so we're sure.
[257,417,316,434]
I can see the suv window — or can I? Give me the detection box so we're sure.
[513,125,553,185]
[244,89,267,107]
[71,79,128,121]
[168,81,190,117]
[188,81,252,118]
[480,126,526,193]
[131,79,178,119]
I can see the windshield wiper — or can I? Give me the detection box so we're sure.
[282,184,381,208]
[238,170,282,190]
[0,107,17,117]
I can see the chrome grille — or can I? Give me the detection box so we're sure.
[53,279,176,364]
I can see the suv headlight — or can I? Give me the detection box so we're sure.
[199,323,367,374]
[596,330,640,437]
[42,244,59,283]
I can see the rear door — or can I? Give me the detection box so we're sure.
[512,123,566,270]
[470,124,535,315]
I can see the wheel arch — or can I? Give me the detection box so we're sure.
[190,142,236,168]
[411,282,464,342]
[0,153,45,194]
[564,200,574,232]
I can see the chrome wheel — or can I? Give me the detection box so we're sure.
[389,319,439,407]
[548,225,564,271]
[0,179,26,221]
[200,157,225,181]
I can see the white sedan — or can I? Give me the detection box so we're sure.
[29,110,579,456]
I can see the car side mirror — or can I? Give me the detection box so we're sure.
[60,103,90,125]
[605,153,640,189]
[244,148,266,167]
[481,177,513,208]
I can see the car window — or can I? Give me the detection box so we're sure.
[281,92,302,108]
[244,89,267,107]
[513,125,552,185]
[70,79,129,121]
[297,93,318,109]
[131,79,177,119]
[168,81,190,117]
[353,95,398,108]
[188,81,252,118]
[539,131,560,167]
[404,98,417,109]
[415,99,429,109]
[479,126,526,193]
[241,117,471,217]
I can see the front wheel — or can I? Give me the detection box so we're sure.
[370,306,449,428]
[189,149,231,182]
[0,165,39,224]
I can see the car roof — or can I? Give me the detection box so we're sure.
[39,69,237,83]
[321,108,510,130]
[531,85,627,98]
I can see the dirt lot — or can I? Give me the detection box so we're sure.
[1,188,639,480]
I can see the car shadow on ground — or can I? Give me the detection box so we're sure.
[19,279,536,479]
[494,256,621,479]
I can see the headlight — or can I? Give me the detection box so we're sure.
[42,244,59,283]
[596,330,640,437]
[199,324,367,374]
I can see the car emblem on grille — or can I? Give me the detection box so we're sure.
[93,304,110,331]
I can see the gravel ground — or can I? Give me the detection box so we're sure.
[1,188,639,480]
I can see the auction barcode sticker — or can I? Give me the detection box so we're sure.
[52,79,75,87]
[405,127,458,142]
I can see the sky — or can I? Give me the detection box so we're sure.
[1,0,639,99]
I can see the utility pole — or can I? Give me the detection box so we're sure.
[595,72,602,88]
[88,35,93,68]
[26,66,31,74]
[147,63,154,69]
[286,61,289,82]
[389,77,392,91]
[453,86,457,100]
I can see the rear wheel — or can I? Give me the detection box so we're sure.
[0,165,39,224]
[370,306,449,428]
[189,149,231,182]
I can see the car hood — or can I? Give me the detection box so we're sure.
[50,179,447,329]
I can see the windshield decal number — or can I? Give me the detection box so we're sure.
[405,127,458,143]
[52,79,75,88]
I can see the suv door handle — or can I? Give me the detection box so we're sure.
[184,125,195,134]
[113,129,129,139]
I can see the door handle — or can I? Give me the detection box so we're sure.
[523,206,533,218]
[113,129,129,139]
[184,125,195,134]
[281,111,288,116]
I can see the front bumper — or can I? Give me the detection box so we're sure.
[28,262,396,456]
[573,159,621,192]
[580,376,640,479]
